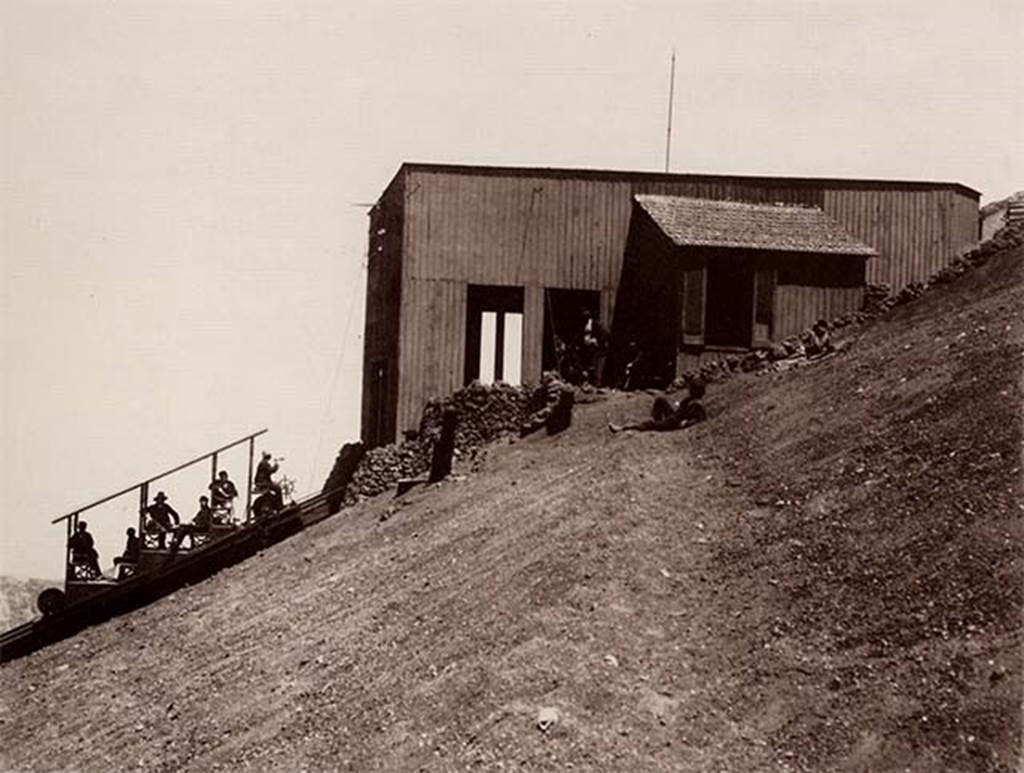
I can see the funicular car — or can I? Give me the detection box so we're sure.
[1,429,328,663]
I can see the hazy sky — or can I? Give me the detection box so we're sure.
[2,0,1021,580]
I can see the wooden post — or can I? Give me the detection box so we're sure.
[429,409,458,483]
[64,514,76,584]
[245,437,255,523]
[138,483,148,549]
[211,452,218,482]
[494,311,506,382]
[522,286,544,384]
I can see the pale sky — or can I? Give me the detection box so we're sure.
[2,0,1021,580]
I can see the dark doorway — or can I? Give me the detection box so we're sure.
[542,288,602,378]
[705,260,755,347]
[464,285,524,385]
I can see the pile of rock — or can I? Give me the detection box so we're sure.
[419,380,530,450]
[519,371,575,436]
[343,438,434,501]
[324,373,574,506]
[863,284,892,315]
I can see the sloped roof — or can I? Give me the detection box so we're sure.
[635,194,878,256]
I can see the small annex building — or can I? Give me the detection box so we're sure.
[361,163,979,447]
[614,195,878,376]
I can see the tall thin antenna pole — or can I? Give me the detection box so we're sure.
[664,47,676,173]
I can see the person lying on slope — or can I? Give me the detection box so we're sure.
[608,380,707,433]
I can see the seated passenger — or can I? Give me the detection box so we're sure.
[142,491,180,549]
[113,527,140,579]
[114,527,140,565]
[209,470,239,520]
[171,496,214,552]
[68,521,103,578]
[608,380,707,433]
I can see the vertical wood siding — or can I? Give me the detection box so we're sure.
[395,278,467,438]
[376,167,978,439]
[774,285,864,340]
[823,188,977,290]
[360,177,404,446]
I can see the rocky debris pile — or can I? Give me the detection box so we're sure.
[519,371,576,436]
[929,220,1023,284]
[343,438,433,501]
[672,223,1024,391]
[420,380,530,450]
[862,283,891,315]
[328,373,574,504]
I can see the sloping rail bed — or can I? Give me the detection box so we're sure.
[0,431,339,664]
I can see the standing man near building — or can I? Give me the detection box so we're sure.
[578,307,608,386]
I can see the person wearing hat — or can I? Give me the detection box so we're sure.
[252,451,285,518]
[254,452,280,492]
[608,379,708,433]
[254,451,285,503]
[141,491,180,549]
[67,520,103,578]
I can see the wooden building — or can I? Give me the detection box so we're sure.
[362,163,979,446]
[614,195,877,378]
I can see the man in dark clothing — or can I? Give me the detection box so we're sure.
[171,496,214,551]
[114,527,140,579]
[253,452,285,519]
[114,527,140,564]
[68,521,102,578]
[255,452,281,493]
[577,308,609,386]
[620,341,648,391]
[609,380,707,433]
[209,470,239,521]
[142,491,180,549]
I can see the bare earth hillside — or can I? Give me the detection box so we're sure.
[0,245,1020,771]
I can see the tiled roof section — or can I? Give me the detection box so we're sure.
[635,194,878,256]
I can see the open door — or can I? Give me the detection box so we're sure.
[705,260,755,347]
[464,285,524,385]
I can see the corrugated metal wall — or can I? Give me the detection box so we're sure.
[380,167,978,440]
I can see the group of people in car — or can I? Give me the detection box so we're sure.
[67,452,284,580]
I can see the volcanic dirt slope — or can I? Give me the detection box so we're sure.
[1,247,1021,772]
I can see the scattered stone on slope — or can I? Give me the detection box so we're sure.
[671,222,1024,392]
[325,373,575,505]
